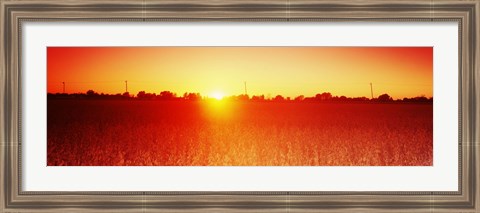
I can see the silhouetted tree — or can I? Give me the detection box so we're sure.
[294,95,304,102]
[378,93,393,102]
[137,91,146,99]
[251,95,265,101]
[183,92,202,101]
[323,92,332,100]
[402,95,432,103]
[314,92,332,101]
[146,93,156,99]
[159,91,176,100]
[273,95,285,102]
[86,90,98,98]
[352,96,369,101]
[237,94,250,101]
[413,95,429,102]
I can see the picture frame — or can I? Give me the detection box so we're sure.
[1,0,478,212]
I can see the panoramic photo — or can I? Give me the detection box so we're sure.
[47,47,433,166]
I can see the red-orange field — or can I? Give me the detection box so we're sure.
[47,100,433,166]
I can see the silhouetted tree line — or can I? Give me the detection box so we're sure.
[48,90,433,103]
[48,90,132,100]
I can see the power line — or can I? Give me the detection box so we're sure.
[60,80,122,84]
[244,81,247,96]
[370,82,374,99]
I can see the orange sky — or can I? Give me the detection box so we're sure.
[47,47,432,99]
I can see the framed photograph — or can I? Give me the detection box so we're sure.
[1,0,479,212]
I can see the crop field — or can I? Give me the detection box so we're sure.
[47,100,433,166]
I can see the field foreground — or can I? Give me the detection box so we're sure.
[47,100,433,166]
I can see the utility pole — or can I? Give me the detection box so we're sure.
[370,82,374,100]
[62,82,65,94]
[244,81,247,96]
[125,80,128,93]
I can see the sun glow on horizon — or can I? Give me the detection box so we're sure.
[211,91,225,100]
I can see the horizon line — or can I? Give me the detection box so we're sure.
[47,90,433,101]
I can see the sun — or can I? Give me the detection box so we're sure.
[211,91,224,100]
